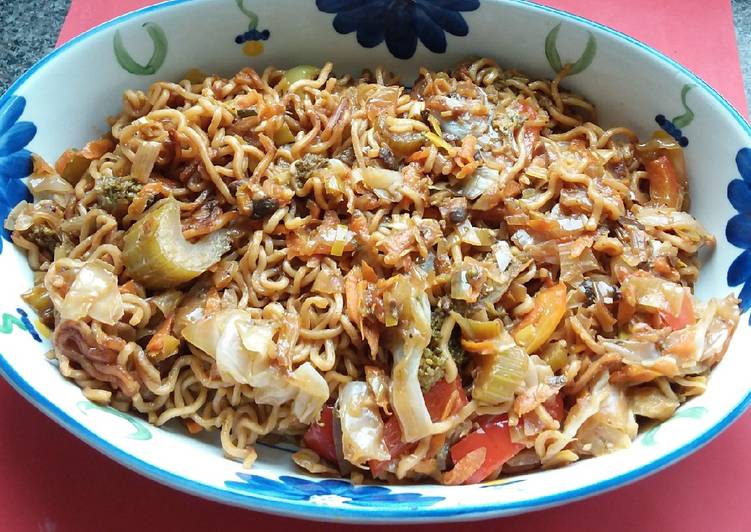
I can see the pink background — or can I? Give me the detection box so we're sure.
[1,1,747,531]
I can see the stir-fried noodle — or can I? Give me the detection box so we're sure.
[9,59,739,484]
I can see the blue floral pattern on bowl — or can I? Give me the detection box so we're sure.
[225,473,444,507]
[727,147,751,319]
[316,0,480,60]
[0,96,35,251]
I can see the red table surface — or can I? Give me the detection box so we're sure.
[2,1,748,531]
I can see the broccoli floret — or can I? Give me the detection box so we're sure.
[447,326,465,367]
[418,309,467,391]
[431,308,465,365]
[23,224,59,253]
[95,175,143,213]
[293,154,328,188]
[418,347,448,392]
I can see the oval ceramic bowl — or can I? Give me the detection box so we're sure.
[1,0,750,523]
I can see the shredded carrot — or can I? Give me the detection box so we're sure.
[455,160,479,180]
[361,261,378,283]
[569,236,594,259]
[146,314,174,354]
[426,433,447,459]
[458,135,477,161]
[407,147,431,163]
[81,138,115,159]
[442,447,486,485]
[185,419,203,434]
[617,299,635,326]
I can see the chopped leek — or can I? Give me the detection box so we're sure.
[330,224,349,257]
[473,342,528,405]
[274,122,295,145]
[541,340,568,373]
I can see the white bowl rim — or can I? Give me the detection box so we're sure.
[2,0,751,523]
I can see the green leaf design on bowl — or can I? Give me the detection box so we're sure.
[641,406,708,446]
[77,400,152,440]
[0,312,27,335]
[113,22,168,75]
[671,84,696,129]
[544,23,597,76]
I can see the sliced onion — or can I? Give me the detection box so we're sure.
[148,290,183,317]
[130,141,161,182]
[388,270,434,442]
[182,310,276,385]
[365,366,392,414]
[450,268,473,301]
[492,241,513,272]
[463,166,500,200]
[337,381,390,465]
[600,338,661,363]
[311,267,344,295]
[59,261,124,325]
[621,274,685,316]
[28,173,73,203]
[290,362,329,424]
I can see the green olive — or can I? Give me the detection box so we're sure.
[282,65,320,88]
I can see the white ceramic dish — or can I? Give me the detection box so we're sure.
[1,0,750,523]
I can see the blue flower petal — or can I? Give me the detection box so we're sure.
[346,493,444,507]
[0,121,36,157]
[332,4,376,34]
[728,250,751,287]
[235,472,285,488]
[737,147,751,184]
[728,179,751,215]
[415,7,447,53]
[416,3,469,36]
[225,479,309,500]
[739,280,751,314]
[355,12,387,48]
[0,96,26,136]
[384,1,417,59]
[425,0,480,11]
[284,476,349,496]
[230,473,305,498]
[0,149,33,181]
[727,214,751,248]
[348,485,392,497]
[317,0,384,13]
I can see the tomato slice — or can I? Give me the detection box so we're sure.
[424,378,469,421]
[302,405,337,464]
[369,379,468,477]
[369,416,417,477]
[449,415,523,484]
